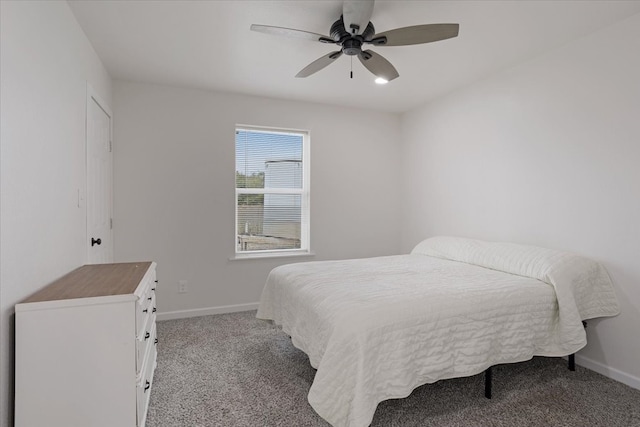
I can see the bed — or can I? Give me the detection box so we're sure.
[256,236,620,427]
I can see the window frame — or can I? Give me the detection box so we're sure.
[233,124,311,259]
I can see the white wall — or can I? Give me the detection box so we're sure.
[401,14,640,386]
[113,81,402,316]
[0,2,112,426]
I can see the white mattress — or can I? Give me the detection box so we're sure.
[256,237,620,427]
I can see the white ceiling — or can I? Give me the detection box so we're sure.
[68,1,640,113]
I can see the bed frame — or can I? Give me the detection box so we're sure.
[483,321,586,398]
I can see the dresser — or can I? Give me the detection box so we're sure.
[15,261,158,427]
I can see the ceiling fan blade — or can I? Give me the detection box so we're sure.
[250,24,334,43]
[342,0,375,35]
[296,51,343,78]
[369,23,459,47]
[357,50,399,81]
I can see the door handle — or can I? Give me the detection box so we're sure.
[91,237,102,246]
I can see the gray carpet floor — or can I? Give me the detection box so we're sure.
[146,311,640,427]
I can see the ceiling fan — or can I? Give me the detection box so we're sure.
[250,0,459,82]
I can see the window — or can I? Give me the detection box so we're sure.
[235,126,310,256]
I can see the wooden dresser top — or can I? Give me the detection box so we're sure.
[22,262,153,303]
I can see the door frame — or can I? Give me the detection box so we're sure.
[85,83,113,263]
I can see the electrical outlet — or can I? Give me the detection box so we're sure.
[178,280,188,294]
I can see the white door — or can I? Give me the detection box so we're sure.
[86,86,113,264]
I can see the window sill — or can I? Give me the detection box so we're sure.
[229,251,315,261]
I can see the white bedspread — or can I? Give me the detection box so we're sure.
[256,237,620,427]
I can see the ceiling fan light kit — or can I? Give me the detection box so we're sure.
[251,0,459,82]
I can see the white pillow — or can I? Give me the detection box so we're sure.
[412,236,620,321]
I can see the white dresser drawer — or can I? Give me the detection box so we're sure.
[136,283,156,339]
[137,335,158,427]
[137,316,157,375]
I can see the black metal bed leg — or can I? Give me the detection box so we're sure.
[484,367,492,399]
[567,321,587,371]
[568,354,575,371]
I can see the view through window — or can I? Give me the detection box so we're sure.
[235,127,309,254]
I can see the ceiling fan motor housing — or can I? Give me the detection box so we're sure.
[342,39,362,56]
[331,17,376,55]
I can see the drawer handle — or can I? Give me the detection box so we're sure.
[143,308,148,313]
[90,237,102,246]
[144,380,150,392]
[154,338,158,345]
[147,297,152,301]
[145,332,150,340]
[154,280,158,283]
[152,307,156,313]
[151,287,156,291]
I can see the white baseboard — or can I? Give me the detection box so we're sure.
[157,302,260,321]
[576,354,640,391]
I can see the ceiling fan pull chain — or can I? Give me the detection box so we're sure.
[350,56,353,79]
